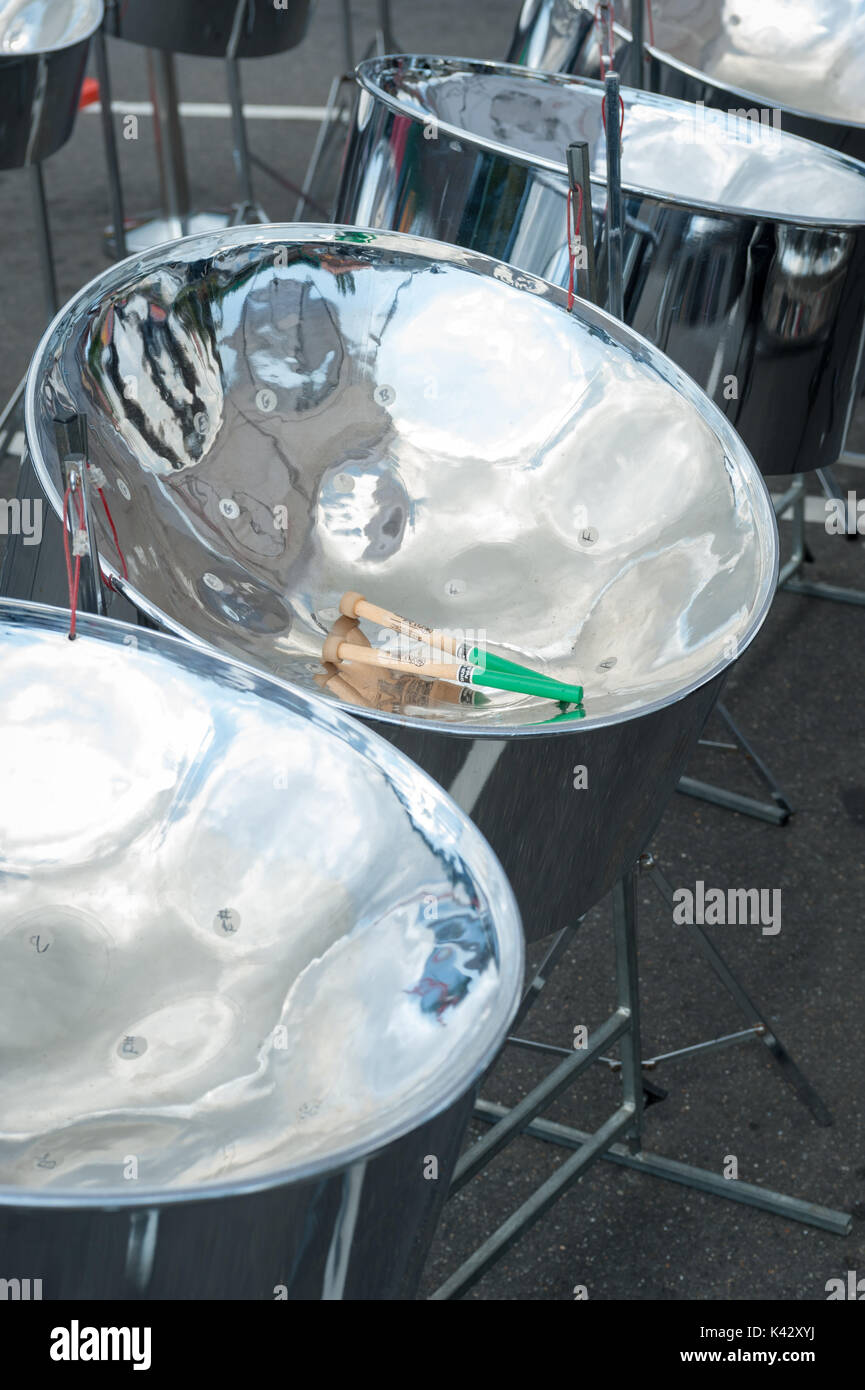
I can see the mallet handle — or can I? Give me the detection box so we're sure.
[328,639,463,681]
[341,591,459,656]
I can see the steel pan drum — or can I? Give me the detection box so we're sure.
[0,598,522,1299]
[508,1,865,161]
[106,0,311,59]
[336,57,865,476]
[26,225,777,941]
[0,0,103,170]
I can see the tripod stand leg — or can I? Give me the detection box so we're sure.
[676,694,792,825]
[30,163,57,320]
[645,858,833,1126]
[715,702,793,817]
[510,918,584,1030]
[472,1104,851,1236]
[614,870,644,1153]
[93,27,127,259]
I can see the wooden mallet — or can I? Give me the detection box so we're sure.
[323,626,584,703]
[338,591,582,703]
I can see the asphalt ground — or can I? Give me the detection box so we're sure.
[0,0,863,1303]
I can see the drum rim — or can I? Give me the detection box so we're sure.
[355,54,865,229]
[0,596,525,1208]
[24,222,778,743]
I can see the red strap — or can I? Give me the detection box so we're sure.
[62,484,85,640]
[95,481,128,580]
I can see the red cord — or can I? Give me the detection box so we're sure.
[566,183,584,311]
[95,482,128,579]
[646,0,655,46]
[62,484,85,640]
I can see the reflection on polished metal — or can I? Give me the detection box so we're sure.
[0,597,522,1299]
[105,0,311,59]
[337,57,865,476]
[0,0,103,170]
[26,225,777,940]
[507,0,865,160]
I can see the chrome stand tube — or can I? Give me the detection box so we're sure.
[613,870,643,1154]
[93,23,127,259]
[432,1105,637,1299]
[630,0,646,89]
[29,163,57,321]
[375,0,398,55]
[472,1106,851,1237]
[225,0,269,223]
[226,58,256,211]
[147,49,190,238]
[340,0,355,69]
[450,1006,632,1194]
[604,72,624,321]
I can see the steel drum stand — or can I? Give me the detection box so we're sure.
[676,702,793,826]
[496,851,831,1126]
[294,0,399,218]
[431,861,850,1301]
[774,467,865,607]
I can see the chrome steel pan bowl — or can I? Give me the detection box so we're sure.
[508,0,865,161]
[106,0,311,59]
[0,598,522,1299]
[0,0,103,170]
[26,225,777,940]
[336,57,865,477]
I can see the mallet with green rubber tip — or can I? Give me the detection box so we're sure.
[338,591,583,702]
[322,630,584,703]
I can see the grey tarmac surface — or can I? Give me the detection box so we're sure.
[0,0,862,1303]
